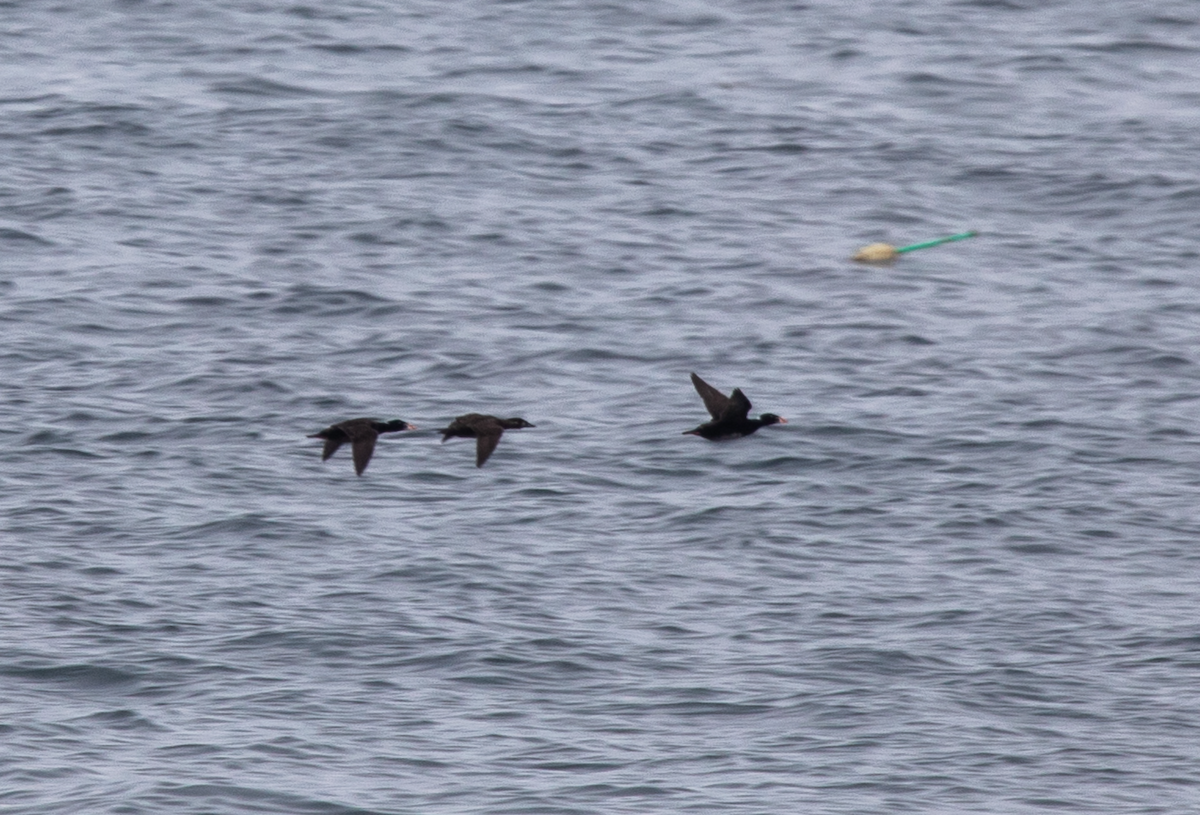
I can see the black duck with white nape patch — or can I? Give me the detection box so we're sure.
[683,372,787,441]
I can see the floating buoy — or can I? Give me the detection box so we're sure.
[853,231,977,262]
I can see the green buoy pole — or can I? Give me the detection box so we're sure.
[894,231,977,254]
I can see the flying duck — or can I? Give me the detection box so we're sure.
[308,418,415,475]
[438,413,534,467]
[683,373,786,440]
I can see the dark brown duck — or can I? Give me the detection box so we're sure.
[683,372,787,440]
[308,418,415,475]
[438,413,534,467]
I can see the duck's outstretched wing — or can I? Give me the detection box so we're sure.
[475,430,503,467]
[690,373,731,419]
[308,426,347,461]
[321,437,345,461]
[724,388,753,422]
[350,431,379,475]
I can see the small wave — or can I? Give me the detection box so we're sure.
[28,446,104,459]
[166,513,335,542]
[1,663,140,689]
[173,295,241,308]
[0,227,53,245]
[73,708,165,732]
[209,76,324,97]
[859,386,930,397]
[148,783,390,815]
[98,430,158,442]
[807,646,948,676]
[39,120,151,138]
[1075,38,1200,55]
[307,42,411,55]
[733,141,809,154]
[270,285,396,317]
[955,0,1034,8]
[730,455,830,473]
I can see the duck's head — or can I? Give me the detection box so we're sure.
[501,418,535,429]
[759,414,787,426]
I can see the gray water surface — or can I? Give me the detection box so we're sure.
[4,2,1200,813]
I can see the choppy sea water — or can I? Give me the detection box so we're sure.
[4,2,1200,813]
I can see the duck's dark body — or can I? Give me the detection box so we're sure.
[683,373,786,440]
[308,418,414,475]
[438,413,534,467]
